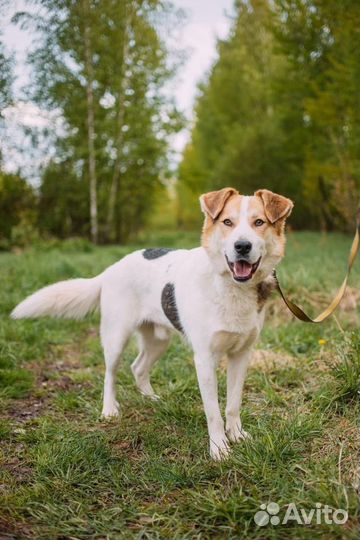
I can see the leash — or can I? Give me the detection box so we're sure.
[273,215,360,323]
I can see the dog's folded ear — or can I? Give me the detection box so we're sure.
[255,189,293,224]
[200,187,238,220]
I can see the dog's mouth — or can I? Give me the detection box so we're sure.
[226,256,261,282]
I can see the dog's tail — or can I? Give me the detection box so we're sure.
[11,275,102,320]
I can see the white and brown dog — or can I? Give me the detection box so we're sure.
[12,188,293,459]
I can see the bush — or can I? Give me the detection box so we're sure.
[0,172,37,242]
[10,217,40,248]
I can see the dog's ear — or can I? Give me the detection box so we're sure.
[255,189,293,224]
[200,187,238,220]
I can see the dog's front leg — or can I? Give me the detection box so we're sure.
[225,349,252,442]
[194,352,229,460]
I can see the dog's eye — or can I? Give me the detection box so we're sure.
[223,219,233,227]
[254,219,265,227]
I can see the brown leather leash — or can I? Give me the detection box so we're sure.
[273,216,360,323]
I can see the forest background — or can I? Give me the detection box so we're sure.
[0,0,359,247]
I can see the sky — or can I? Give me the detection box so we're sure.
[169,0,234,157]
[170,0,233,113]
[1,0,234,174]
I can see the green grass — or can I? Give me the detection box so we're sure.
[0,231,359,539]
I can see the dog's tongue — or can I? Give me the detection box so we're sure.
[234,260,252,279]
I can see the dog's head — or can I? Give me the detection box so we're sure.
[200,187,293,284]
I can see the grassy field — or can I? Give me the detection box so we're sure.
[0,231,359,539]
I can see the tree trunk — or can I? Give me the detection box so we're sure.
[107,2,132,242]
[83,0,98,243]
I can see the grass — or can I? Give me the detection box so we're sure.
[0,230,359,539]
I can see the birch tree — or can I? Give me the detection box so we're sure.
[13,0,183,241]
[106,0,134,241]
[82,0,98,243]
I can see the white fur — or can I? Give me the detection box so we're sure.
[11,198,281,460]
[225,196,265,264]
[11,277,101,320]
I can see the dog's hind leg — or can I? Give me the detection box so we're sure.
[100,313,135,418]
[131,323,170,399]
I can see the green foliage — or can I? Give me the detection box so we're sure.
[0,32,39,249]
[0,172,37,246]
[13,0,183,243]
[0,35,13,115]
[274,0,360,231]
[38,162,89,238]
[10,217,40,248]
[178,0,360,231]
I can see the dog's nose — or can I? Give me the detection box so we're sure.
[234,240,252,256]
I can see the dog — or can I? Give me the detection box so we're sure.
[11,187,293,460]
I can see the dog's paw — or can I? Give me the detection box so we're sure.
[148,393,160,401]
[101,400,120,419]
[226,424,252,443]
[210,437,231,461]
[139,388,160,401]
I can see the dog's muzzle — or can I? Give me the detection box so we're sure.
[226,256,261,282]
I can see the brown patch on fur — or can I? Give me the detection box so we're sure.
[201,190,243,248]
[255,189,293,234]
[248,195,287,258]
[256,275,276,311]
[200,188,292,261]
[200,187,238,220]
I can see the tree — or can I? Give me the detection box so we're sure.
[0,172,36,242]
[82,0,99,243]
[304,0,359,231]
[14,0,183,242]
[178,0,360,231]
[0,33,36,246]
[178,0,297,226]
[105,0,134,240]
[0,40,13,117]
[0,33,14,169]
[272,0,360,231]
[37,161,88,238]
